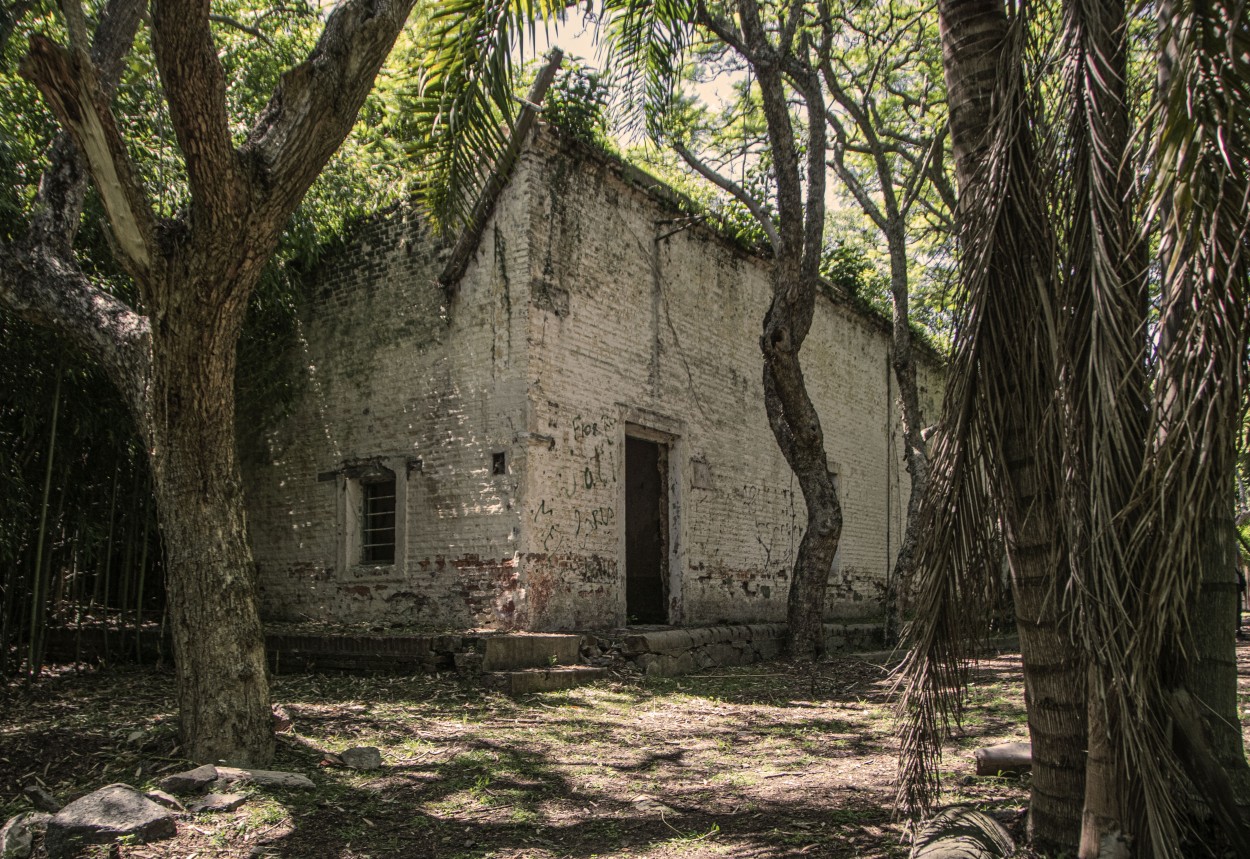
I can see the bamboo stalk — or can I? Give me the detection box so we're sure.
[133,489,151,664]
[27,364,63,677]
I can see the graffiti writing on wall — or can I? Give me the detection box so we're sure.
[532,411,622,553]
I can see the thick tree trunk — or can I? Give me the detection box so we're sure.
[1194,509,1250,793]
[1006,449,1086,852]
[720,0,838,664]
[147,314,272,766]
[3,0,415,768]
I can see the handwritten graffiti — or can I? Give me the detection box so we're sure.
[572,412,617,443]
[575,506,615,537]
[731,483,800,570]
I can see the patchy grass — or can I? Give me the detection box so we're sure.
[0,650,1043,858]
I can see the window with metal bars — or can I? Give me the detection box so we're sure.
[360,477,396,564]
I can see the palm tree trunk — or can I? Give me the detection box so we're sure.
[937,0,1087,849]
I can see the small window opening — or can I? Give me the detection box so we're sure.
[492,452,507,475]
[361,477,396,564]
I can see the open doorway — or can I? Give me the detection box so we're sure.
[625,435,668,624]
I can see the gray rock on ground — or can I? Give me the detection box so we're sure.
[143,790,185,812]
[188,793,247,813]
[341,747,382,770]
[214,767,315,789]
[43,784,175,859]
[1,812,50,859]
[158,764,219,795]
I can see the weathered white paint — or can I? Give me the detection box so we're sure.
[243,127,942,631]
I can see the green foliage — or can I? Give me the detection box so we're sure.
[599,0,695,138]
[819,244,888,309]
[541,60,610,147]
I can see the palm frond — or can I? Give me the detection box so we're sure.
[407,0,568,232]
[599,0,695,139]
[1051,0,1167,848]
[896,0,1064,816]
[1116,0,1250,849]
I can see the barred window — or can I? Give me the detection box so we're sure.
[361,476,396,565]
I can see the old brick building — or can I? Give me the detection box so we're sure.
[243,126,941,632]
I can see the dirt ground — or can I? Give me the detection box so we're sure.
[2,643,1245,858]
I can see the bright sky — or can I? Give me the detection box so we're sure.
[530,12,738,122]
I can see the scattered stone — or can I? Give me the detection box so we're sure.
[340,747,382,770]
[21,784,60,813]
[126,730,146,744]
[629,795,678,816]
[142,790,185,812]
[188,793,247,813]
[320,752,344,767]
[43,784,175,859]
[158,764,219,795]
[909,807,1013,859]
[972,742,1032,777]
[271,705,293,734]
[214,767,314,789]
[1,812,50,859]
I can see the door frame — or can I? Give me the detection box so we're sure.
[615,405,684,626]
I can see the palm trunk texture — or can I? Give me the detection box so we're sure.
[937,0,1087,849]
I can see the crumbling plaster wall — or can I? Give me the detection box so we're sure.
[244,196,534,629]
[516,130,942,630]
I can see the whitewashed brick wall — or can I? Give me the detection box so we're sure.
[243,127,942,632]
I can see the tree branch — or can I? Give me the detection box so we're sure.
[21,35,157,281]
[28,0,145,254]
[209,13,274,46]
[0,242,151,416]
[694,0,748,57]
[151,0,245,226]
[674,140,781,251]
[242,0,416,223]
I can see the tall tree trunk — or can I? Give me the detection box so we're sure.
[937,0,1087,849]
[711,0,839,663]
[1060,0,1150,850]
[1156,0,1250,806]
[763,259,842,662]
[2,0,415,763]
[147,319,272,766]
[884,220,929,638]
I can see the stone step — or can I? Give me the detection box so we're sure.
[488,666,607,695]
[479,633,583,671]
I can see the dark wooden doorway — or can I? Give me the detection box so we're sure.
[625,435,668,624]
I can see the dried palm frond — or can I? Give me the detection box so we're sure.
[1050,0,1162,849]
[1108,0,1250,851]
[896,0,1063,815]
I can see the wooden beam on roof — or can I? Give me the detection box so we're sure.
[438,48,564,291]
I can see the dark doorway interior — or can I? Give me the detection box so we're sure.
[625,435,668,624]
